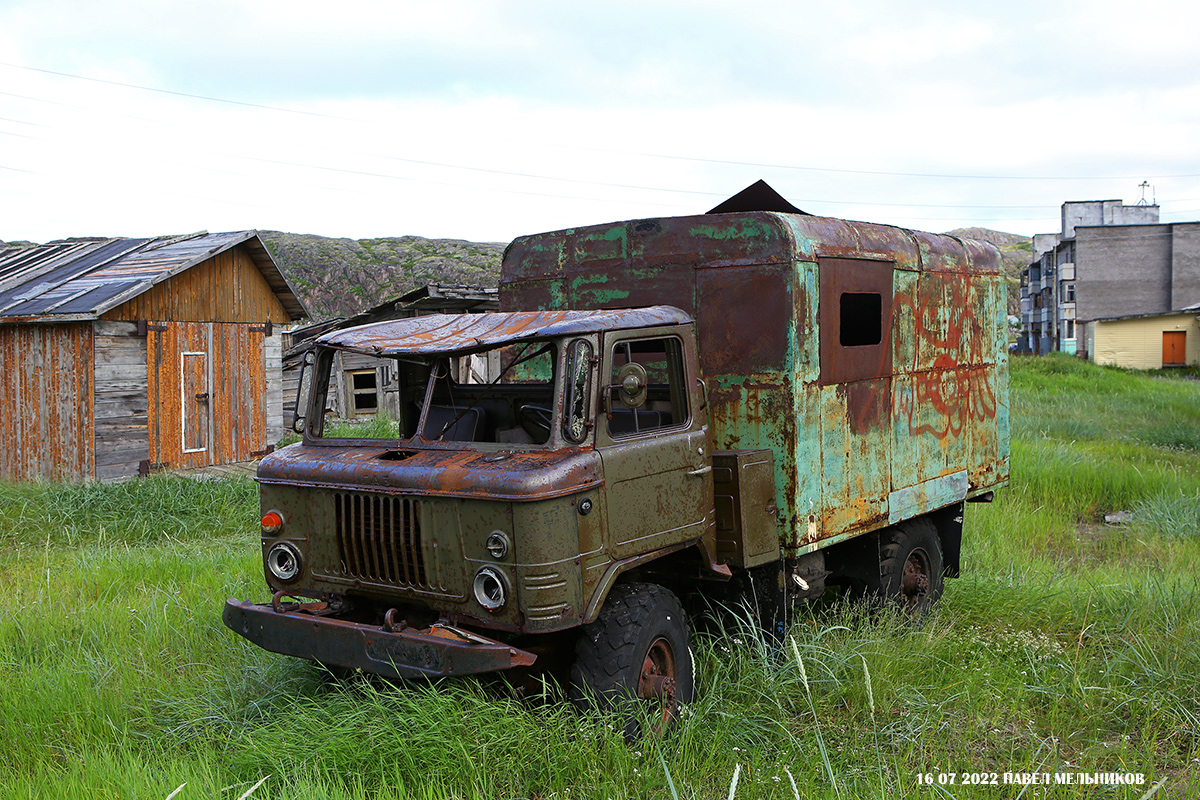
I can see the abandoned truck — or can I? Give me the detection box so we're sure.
[224,208,1009,721]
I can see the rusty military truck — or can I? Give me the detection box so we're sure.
[224,207,1009,722]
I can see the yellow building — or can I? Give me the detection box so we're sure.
[1090,308,1200,369]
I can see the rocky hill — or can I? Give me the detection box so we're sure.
[262,226,1032,323]
[259,232,505,321]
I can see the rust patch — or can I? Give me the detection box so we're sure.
[696,264,791,374]
[259,442,603,502]
[319,307,690,355]
[841,378,890,435]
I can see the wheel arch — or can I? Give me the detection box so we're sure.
[580,541,716,624]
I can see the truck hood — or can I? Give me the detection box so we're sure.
[257,443,602,501]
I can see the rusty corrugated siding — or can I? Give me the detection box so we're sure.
[318,307,690,354]
[0,322,95,481]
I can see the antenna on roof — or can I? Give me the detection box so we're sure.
[1137,181,1151,206]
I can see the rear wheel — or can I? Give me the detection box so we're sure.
[874,518,944,612]
[569,583,693,739]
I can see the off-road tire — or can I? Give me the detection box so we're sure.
[875,518,944,612]
[569,583,693,739]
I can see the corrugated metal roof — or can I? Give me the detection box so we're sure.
[283,283,498,358]
[317,306,690,355]
[0,231,306,322]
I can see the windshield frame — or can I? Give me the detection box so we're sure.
[301,335,597,451]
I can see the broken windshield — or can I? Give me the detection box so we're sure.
[307,340,563,446]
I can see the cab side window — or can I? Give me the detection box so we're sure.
[607,337,688,437]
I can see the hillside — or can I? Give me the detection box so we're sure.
[259,232,505,321]
[262,226,1033,323]
[945,227,1032,316]
[4,225,1032,323]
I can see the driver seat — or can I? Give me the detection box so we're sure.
[422,405,483,441]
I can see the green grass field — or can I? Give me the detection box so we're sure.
[2,354,1198,798]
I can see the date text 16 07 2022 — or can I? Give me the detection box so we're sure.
[916,772,1147,786]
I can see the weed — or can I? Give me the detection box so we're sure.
[1133,490,1200,539]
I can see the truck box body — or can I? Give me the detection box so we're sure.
[501,210,1010,558]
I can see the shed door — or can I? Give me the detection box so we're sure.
[1163,331,1186,366]
[181,351,210,453]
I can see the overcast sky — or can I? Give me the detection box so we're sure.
[2,0,1199,245]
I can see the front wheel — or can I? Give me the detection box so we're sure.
[569,583,693,739]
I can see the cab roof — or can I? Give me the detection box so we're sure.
[315,305,690,355]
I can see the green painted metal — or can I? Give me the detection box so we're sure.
[502,210,1010,556]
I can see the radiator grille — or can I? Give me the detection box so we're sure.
[332,492,429,588]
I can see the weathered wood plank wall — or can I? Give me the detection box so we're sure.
[102,245,289,324]
[263,332,284,442]
[92,321,149,481]
[147,321,268,469]
[211,323,266,463]
[148,322,209,470]
[0,322,95,481]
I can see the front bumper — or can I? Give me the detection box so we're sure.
[223,598,536,679]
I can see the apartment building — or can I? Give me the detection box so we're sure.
[1019,199,1200,359]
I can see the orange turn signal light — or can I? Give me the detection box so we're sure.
[261,511,284,534]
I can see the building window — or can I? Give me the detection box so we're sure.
[1066,283,1075,302]
[839,293,883,347]
[1065,319,1075,339]
[349,369,378,415]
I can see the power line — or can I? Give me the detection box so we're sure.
[6,60,1200,183]
[605,148,1200,182]
[0,62,362,122]
[0,102,1082,214]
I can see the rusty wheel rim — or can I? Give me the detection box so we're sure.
[637,637,679,731]
[899,547,932,609]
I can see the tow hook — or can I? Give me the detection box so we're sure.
[271,590,344,617]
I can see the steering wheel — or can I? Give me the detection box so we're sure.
[519,404,553,441]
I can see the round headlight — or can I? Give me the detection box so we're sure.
[267,542,302,582]
[473,566,508,612]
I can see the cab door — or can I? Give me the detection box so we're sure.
[596,326,713,561]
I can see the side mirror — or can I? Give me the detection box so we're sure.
[615,362,648,409]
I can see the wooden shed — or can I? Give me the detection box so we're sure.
[1090,306,1200,369]
[0,231,306,482]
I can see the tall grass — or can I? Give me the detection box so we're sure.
[0,475,256,548]
[1,358,1199,797]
